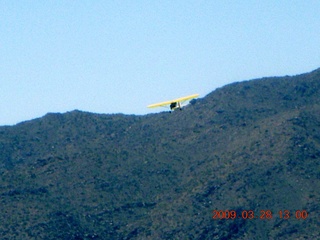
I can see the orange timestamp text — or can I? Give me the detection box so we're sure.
[212,210,308,220]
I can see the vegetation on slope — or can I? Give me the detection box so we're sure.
[0,68,319,239]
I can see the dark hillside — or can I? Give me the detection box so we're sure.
[0,68,320,239]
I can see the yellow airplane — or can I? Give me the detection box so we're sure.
[147,94,199,111]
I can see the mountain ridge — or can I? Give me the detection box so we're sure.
[0,68,319,239]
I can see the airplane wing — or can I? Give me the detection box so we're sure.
[147,94,199,108]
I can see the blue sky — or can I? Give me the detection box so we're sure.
[1,1,320,125]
